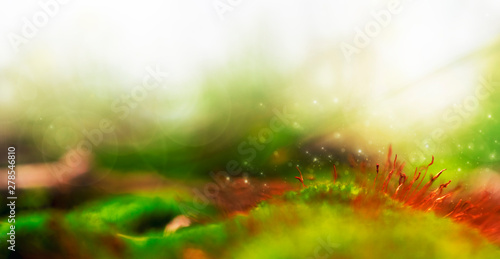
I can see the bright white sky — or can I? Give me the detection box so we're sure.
[1,0,500,123]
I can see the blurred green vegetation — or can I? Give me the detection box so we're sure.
[2,179,499,258]
[3,45,500,183]
[2,41,500,259]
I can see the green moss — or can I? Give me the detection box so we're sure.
[228,186,500,259]
[2,182,499,258]
[65,195,182,235]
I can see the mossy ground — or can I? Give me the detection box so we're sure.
[2,176,499,259]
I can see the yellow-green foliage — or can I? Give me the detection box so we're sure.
[2,182,499,259]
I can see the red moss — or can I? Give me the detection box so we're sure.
[332,165,338,184]
[295,166,307,188]
[367,148,500,245]
[393,172,407,199]
[381,154,397,193]
[372,164,379,189]
[289,145,500,245]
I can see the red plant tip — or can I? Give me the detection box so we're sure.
[441,180,451,188]
[397,162,406,176]
[332,165,338,184]
[399,173,407,185]
[429,156,434,166]
[373,164,380,189]
[295,166,307,188]
[431,169,446,181]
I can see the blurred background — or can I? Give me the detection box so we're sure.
[2,0,500,258]
[2,0,500,183]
